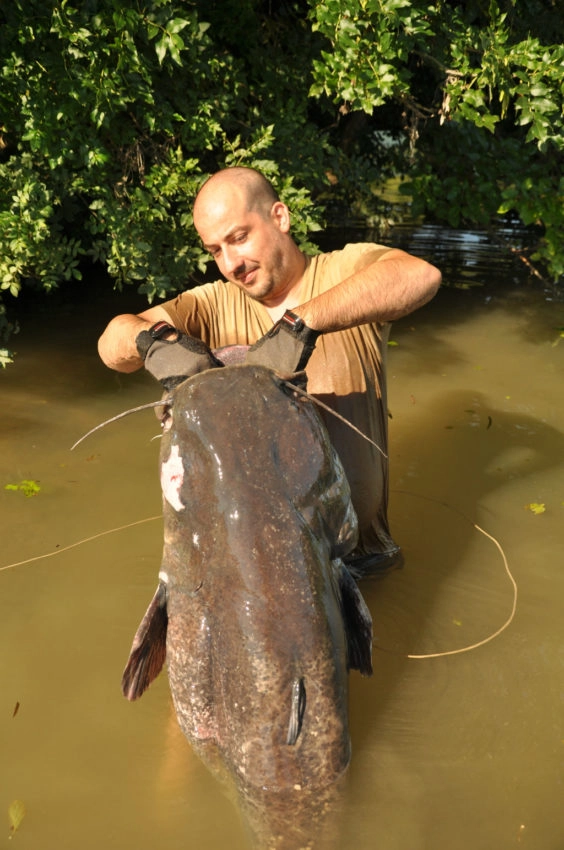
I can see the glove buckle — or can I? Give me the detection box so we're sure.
[280,310,306,333]
[148,321,178,341]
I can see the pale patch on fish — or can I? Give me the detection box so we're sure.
[160,443,186,512]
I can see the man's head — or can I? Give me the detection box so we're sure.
[195,166,280,218]
[193,167,304,306]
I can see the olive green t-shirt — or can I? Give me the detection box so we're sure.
[161,243,397,557]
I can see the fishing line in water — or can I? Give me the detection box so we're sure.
[2,398,168,574]
[376,490,517,660]
[0,516,162,573]
[406,522,516,658]
[0,499,516,661]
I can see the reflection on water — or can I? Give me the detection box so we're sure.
[1,227,563,849]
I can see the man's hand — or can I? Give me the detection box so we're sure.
[136,322,223,390]
[245,310,321,375]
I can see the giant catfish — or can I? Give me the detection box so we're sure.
[121,361,373,847]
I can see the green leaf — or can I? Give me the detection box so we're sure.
[8,799,26,837]
[4,480,41,497]
[0,349,14,368]
[155,36,167,64]
[166,18,190,36]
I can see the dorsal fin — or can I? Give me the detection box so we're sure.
[121,582,168,701]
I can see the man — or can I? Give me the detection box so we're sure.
[98,166,441,577]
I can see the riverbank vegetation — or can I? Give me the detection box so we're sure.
[1,0,562,363]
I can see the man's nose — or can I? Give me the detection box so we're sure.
[221,244,242,275]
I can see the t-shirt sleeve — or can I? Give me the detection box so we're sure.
[158,283,218,344]
[158,281,270,349]
[305,243,393,301]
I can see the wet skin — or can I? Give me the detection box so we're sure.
[122,364,372,787]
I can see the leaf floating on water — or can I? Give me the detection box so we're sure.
[8,799,25,838]
[387,340,399,347]
[4,480,41,497]
[526,503,546,515]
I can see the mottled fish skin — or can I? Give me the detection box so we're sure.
[123,363,372,806]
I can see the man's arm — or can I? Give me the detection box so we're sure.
[97,305,173,372]
[295,249,441,332]
[246,249,441,376]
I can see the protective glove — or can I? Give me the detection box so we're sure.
[245,310,321,375]
[136,321,224,391]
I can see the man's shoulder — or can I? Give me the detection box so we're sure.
[182,276,238,297]
[159,278,244,330]
[319,242,390,264]
[308,242,391,290]
[171,277,244,309]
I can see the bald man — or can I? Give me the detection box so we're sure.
[98,167,441,577]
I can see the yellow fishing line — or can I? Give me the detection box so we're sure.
[0,516,162,573]
[376,490,517,660]
[0,503,515,661]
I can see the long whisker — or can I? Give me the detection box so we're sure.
[283,381,388,460]
[71,399,171,451]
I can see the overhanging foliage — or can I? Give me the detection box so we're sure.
[1,0,562,362]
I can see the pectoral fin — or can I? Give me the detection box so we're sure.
[121,582,168,701]
[338,566,373,676]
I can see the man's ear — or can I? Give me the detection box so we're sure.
[270,201,291,233]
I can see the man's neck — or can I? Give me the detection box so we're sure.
[262,252,309,323]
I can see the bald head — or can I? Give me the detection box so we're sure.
[194,167,280,226]
[190,166,304,306]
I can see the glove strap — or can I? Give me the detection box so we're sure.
[136,322,179,360]
[280,310,320,344]
[148,321,178,341]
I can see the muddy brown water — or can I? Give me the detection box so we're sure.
[1,227,563,849]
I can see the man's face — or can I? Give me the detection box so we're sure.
[194,188,292,305]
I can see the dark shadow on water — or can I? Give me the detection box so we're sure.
[345,386,564,742]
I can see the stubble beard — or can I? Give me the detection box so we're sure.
[241,273,279,303]
[233,246,288,304]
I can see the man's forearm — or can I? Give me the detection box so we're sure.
[296,249,441,332]
[98,314,155,372]
[98,305,175,371]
